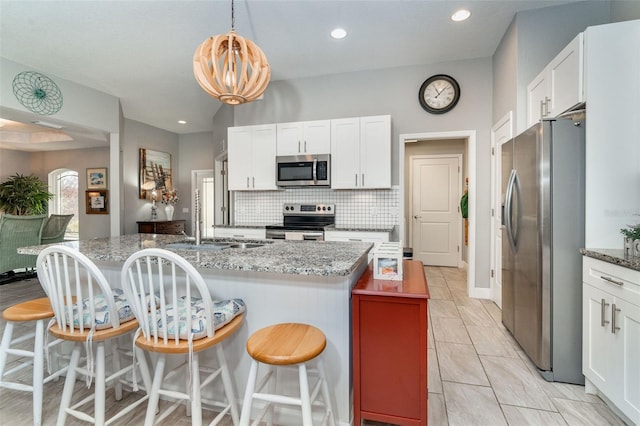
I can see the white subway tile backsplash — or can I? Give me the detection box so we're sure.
[233,187,400,228]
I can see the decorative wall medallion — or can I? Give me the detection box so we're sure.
[12,71,63,115]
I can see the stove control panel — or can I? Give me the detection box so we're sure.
[283,203,335,215]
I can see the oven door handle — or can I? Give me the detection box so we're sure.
[302,231,323,241]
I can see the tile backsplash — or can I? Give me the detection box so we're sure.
[233,187,400,228]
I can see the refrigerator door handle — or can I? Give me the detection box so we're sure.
[512,170,523,250]
[504,169,517,253]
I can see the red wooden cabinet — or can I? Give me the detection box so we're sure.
[352,260,430,425]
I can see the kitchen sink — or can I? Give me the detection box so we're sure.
[166,241,265,251]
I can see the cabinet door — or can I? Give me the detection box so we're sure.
[276,122,303,156]
[228,126,253,190]
[360,115,391,189]
[331,117,360,189]
[616,296,640,424]
[303,120,331,154]
[549,33,584,117]
[583,283,615,395]
[527,70,549,128]
[250,124,277,190]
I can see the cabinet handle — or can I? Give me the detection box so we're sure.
[544,96,551,116]
[600,298,610,327]
[540,100,545,119]
[611,304,621,334]
[298,141,301,153]
[252,177,255,188]
[304,140,307,152]
[233,234,244,238]
[348,238,363,242]
[362,173,365,187]
[246,177,250,188]
[355,174,358,186]
[600,275,624,286]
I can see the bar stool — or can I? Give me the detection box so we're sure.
[0,297,67,426]
[239,323,335,426]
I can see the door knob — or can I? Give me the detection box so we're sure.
[414,215,421,219]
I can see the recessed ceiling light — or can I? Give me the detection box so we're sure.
[178,120,187,124]
[331,28,347,39]
[451,9,471,22]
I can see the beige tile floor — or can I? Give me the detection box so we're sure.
[0,268,629,425]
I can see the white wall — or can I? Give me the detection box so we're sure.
[0,148,31,180]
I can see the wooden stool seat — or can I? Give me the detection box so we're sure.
[2,297,54,322]
[240,323,335,426]
[246,323,326,365]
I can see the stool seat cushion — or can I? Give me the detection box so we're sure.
[150,297,246,340]
[67,288,134,330]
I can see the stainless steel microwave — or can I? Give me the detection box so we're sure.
[276,154,330,187]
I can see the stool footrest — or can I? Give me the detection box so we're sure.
[253,391,303,406]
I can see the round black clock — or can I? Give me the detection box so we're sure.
[418,74,460,114]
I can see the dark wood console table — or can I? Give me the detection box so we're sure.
[352,260,430,425]
[137,220,185,235]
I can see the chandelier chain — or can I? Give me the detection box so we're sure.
[231,0,235,30]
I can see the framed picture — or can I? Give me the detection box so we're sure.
[139,148,172,199]
[86,167,108,189]
[86,190,109,214]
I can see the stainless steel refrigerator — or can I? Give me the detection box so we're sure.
[501,114,585,384]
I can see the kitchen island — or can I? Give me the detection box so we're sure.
[20,234,373,425]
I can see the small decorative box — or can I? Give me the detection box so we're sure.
[372,242,403,281]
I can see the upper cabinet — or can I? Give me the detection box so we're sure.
[228,124,278,191]
[276,120,331,156]
[331,115,391,189]
[527,33,584,127]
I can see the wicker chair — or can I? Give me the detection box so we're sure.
[41,214,73,244]
[0,214,46,275]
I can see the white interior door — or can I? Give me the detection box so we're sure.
[491,112,513,308]
[410,155,461,267]
[192,170,215,238]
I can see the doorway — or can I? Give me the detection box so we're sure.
[191,170,215,238]
[399,130,477,295]
[410,155,462,267]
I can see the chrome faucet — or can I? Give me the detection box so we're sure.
[194,189,201,246]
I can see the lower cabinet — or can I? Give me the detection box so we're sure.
[137,220,185,235]
[352,260,429,425]
[582,256,640,425]
[213,227,266,239]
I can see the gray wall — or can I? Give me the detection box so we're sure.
[122,119,178,234]
[492,1,611,132]
[0,148,31,180]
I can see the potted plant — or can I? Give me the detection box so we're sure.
[621,222,640,257]
[0,173,53,215]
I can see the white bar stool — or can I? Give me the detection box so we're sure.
[0,297,67,426]
[239,323,336,426]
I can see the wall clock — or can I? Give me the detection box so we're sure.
[418,74,460,114]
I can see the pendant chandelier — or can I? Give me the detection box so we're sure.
[193,0,270,105]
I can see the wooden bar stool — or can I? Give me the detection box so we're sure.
[239,323,335,426]
[0,297,67,426]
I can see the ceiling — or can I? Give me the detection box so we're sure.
[1,0,583,151]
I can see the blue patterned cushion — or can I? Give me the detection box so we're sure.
[66,288,135,330]
[151,297,246,340]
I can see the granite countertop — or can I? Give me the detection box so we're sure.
[19,234,373,277]
[324,225,394,233]
[580,248,640,272]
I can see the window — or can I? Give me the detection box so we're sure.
[48,169,79,240]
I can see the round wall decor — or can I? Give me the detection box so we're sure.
[418,74,460,114]
[12,71,63,115]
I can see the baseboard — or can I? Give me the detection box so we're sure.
[469,286,491,299]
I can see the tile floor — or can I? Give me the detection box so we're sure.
[0,268,629,425]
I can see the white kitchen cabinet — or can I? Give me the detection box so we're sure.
[527,33,584,127]
[276,120,331,155]
[331,115,391,189]
[582,256,640,426]
[213,227,266,239]
[227,124,277,191]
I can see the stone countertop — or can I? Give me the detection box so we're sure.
[580,248,640,272]
[325,225,394,233]
[19,234,373,277]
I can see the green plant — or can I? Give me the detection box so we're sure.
[620,223,640,241]
[0,173,53,215]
